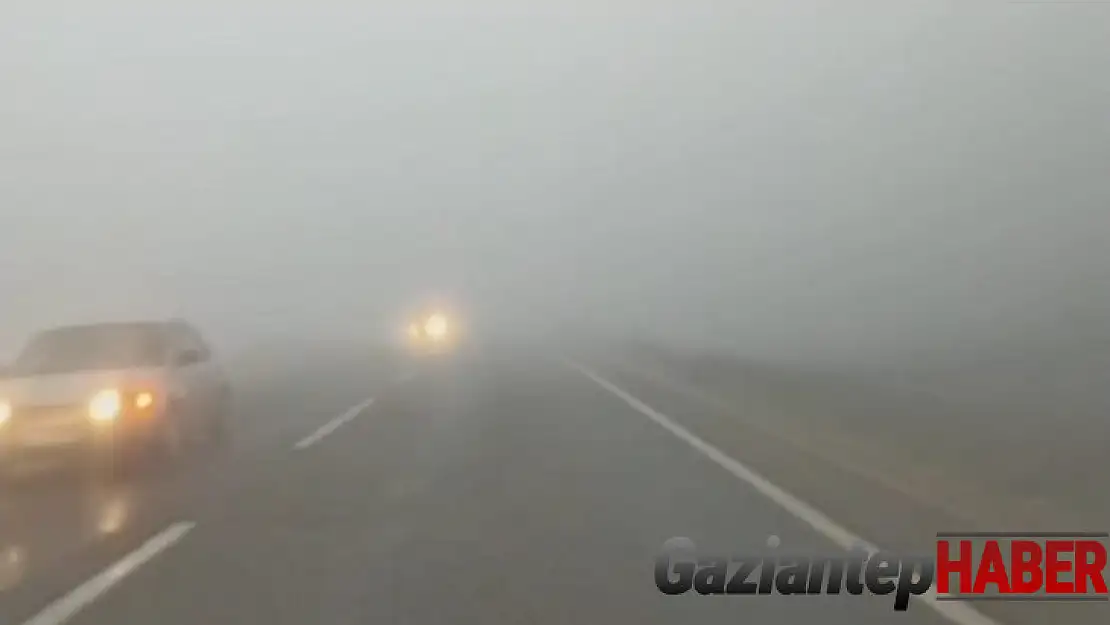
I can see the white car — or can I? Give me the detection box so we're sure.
[0,320,231,477]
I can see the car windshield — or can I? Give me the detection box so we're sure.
[11,325,168,375]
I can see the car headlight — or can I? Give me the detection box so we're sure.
[89,389,122,422]
[135,391,155,410]
[424,314,448,340]
[0,401,10,426]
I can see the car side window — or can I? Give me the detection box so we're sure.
[186,329,212,361]
[169,323,211,365]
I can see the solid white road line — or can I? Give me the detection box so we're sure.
[21,522,195,625]
[293,398,375,450]
[566,360,1004,625]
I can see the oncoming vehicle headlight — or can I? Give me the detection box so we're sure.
[89,389,122,422]
[0,401,10,426]
[424,314,448,340]
[135,391,155,410]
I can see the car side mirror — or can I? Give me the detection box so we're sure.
[174,349,205,367]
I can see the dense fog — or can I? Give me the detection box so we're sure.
[3,1,1107,368]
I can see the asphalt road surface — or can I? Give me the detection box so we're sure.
[0,345,1102,625]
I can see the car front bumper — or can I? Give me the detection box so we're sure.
[0,411,161,467]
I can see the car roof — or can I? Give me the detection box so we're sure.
[41,320,170,332]
[31,320,181,340]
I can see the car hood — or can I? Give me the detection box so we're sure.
[0,368,167,407]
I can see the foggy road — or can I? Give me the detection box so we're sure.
[4,3,1108,624]
[0,347,1101,625]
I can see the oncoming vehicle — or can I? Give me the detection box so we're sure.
[406,311,454,354]
[0,320,232,478]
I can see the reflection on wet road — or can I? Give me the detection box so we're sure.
[0,546,26,592]
[0,475,134,589]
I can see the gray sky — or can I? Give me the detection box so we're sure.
[2,1,1108,365]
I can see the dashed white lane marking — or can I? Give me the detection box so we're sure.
[20,522,195,625]
[566,360,1004,625]
[293,397,376,450]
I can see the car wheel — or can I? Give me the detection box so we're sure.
[207,414,229,450]
[202,390,232,451]
[158,415,185,465]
